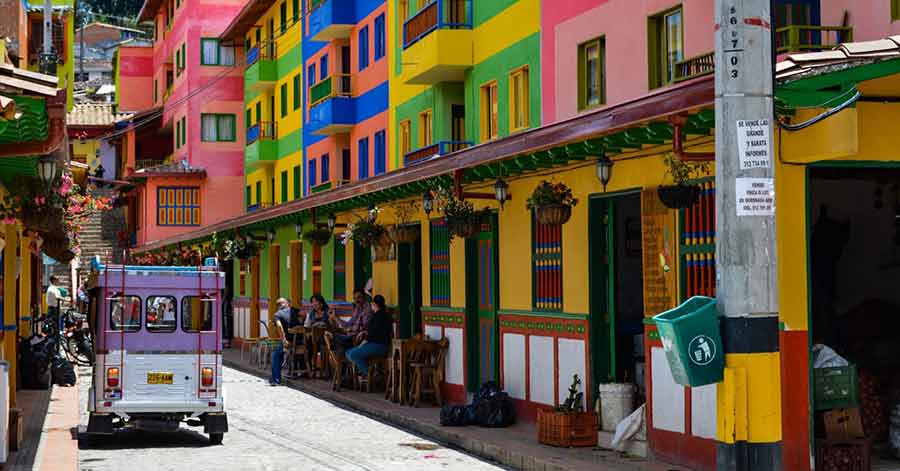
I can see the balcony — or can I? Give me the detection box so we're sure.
[775,25,853,54]
[404,140,472,166]
[308,0,355,42]
[245,41,277,92]
[673,52,714,83]
[245,121,278,169]
[401,0,473,84]
[308,75,354,136]
[247,202,274,212]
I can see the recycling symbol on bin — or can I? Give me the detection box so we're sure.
[688,335,716,366]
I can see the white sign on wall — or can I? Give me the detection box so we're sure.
[286,254,290,270]
[302,253,308,281]
[736,119,771,169]
[735,178,775,216]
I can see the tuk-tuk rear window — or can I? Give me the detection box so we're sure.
[146,296,177,333]
[110,295,141,332]
[182,296,213,332]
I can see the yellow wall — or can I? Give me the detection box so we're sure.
[72,139,102,170]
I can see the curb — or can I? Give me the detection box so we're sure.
[224,359,657,471]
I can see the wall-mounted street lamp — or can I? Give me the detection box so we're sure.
[596,155,613,192]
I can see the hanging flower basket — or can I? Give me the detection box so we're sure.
[42,235,75,264]
[347,220,388,248]
[657,184,701,209]
[535,204,573,226]
[303,227,333,246]
[22,206,64,232]
[447,214,482,239]
[372,238,395,261]
[391,225,419,244]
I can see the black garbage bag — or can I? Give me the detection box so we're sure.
[440,405,468,426]
[20,336,52,390]
[475,381,502,402]
[51,355,76,386]
[474,391,517,428]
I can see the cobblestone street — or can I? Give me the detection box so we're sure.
[77,367,506,471]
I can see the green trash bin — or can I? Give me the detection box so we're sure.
[653,296,724,387]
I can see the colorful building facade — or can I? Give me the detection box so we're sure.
[115,0,247,246]
[128,1,900,471]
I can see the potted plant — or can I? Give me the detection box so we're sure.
[340,207,389,248]
[537,374,597,448]
[526,181,578,225]
[433,186,483,240]
[391,201,421,244]
[303,227,333,246]
[658,152,710,209]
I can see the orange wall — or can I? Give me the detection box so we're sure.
[118,45,154,112]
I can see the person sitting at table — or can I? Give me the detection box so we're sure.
[346,294,392,378]
[304,294,339,329]
[332,289,373,351]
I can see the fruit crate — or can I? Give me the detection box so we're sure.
[537,409,597,448]
[815,365,858,411]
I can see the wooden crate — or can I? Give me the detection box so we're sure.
[537,409,597,448]
[815,438,871,471]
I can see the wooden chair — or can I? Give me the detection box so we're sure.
[287,326,309,379]
[410,338,450,407]
[323,332,351,391]
[402,338,439,406]
[354,353,388,393]
[385,340,402,402]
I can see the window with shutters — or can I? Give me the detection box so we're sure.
[308,160,317,188]
[532,213,563,311]
[680,179,716,299]
[648,7,683,89]
[293,165,301,199]
[430,219,451,306]
[321,153,330,182]
[374,13,385,60]
[157,187,200,226]
[280,170,288,203]
[293,74,301,110]
[480,81,498,141]
[578,37,605,110]
[200,114,235,142]
[358,26,370,70]
[509,66,529,132]
[374,130,386,175]
[399,120,411,160]
[358,137,370,178]
[280,83,288,118]
[418,109,432,148]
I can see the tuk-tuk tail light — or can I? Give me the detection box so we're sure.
[201,367,214,387]
[106,367,119,388]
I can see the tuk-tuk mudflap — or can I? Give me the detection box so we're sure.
[203,412,228,434]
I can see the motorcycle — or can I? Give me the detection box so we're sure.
[62,309,94,366]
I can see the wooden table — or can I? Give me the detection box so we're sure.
[387,337,441,405]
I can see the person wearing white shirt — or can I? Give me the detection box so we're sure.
[46,276,63,331]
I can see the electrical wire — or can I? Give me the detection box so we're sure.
[777,90,861,131]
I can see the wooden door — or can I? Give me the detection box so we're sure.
[289,242,303,308]
[269,244,280,303]
[466,214,498,389]
[397,226,422,338]
[250,256,261,338]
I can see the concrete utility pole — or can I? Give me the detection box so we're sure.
[41,0,53,74]
[714,0,781,469]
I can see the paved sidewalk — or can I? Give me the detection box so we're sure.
[224,348,687,471]
[6,382,80,471]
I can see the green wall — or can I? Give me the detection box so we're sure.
[464,33,541,145]
[394,82,465,156]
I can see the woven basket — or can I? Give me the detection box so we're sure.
[447,215,481,239]
[391,225,419,244]
[657,184,701,209]
[22,207,64,232]
[537,409,597,448]
[535,204,572,226]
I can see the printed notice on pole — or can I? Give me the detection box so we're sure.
[736,119,771,169]
[736,178,775,216]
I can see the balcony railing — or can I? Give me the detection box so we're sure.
[403,0,472,49]
[135,159,166,170]
[309,74,352,107]
[673,51,715,83]
[775,25,852,54]
[308,0,326,13]
[246,40,276,67]
[247,121,277,144]
[404,140,472,166]
[246,202,275,212]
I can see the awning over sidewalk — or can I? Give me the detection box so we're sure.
[134,76,715,252]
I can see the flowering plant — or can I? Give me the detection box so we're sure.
[526,181,578,210]
[0,173,111,259]
[340,207,388,247]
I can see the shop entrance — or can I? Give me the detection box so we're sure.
[397,224,423,339]
[809,166,900,468]
[589,192,645,400]
[465,213,499,390]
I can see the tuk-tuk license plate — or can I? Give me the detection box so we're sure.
[147,372,174,384]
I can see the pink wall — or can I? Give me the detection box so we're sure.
[820,1,900,42]
[118,46,154,112]
[352,4,388,96]
[131,0,246,244]
[542,0,713,124]
[349,111,388,179]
